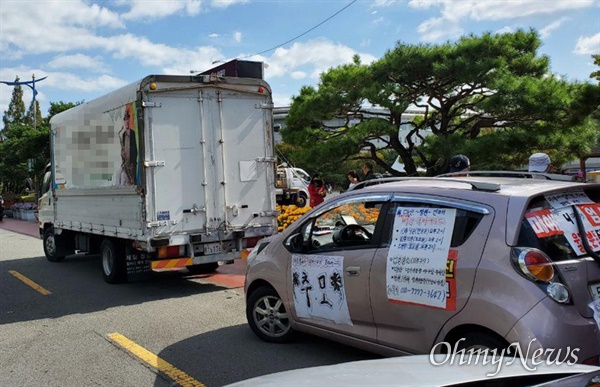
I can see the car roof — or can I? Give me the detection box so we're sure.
[354,176,595,196]
[347,177,600,246]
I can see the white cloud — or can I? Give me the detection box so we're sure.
[120,0,202,21]
[251,39,377,80]
[417,17,463,42]
[574,33,600,55]
[360,39,372,48]
[495,26,514,35]
[372,17,385,26]
[290,71,306,80]
[209,33,220,38]
[372,0,400,7]
[211,0,250,9]
[540,17,568,39]
[234,32,243,43]
[408,0,596,42]
[0,66,128,115]
[48,54,110,73]
[0,1,122,55]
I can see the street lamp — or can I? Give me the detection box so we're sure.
[0,73,47,129]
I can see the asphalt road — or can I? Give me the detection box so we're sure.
[0,228,377,387]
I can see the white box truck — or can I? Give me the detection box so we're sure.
[38,72,278,283]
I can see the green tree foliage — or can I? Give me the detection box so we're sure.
[0,100,81,193]
[591,55,600,83]
[2,76,26,134]
[284,30,600,176]
[26,100,43,128]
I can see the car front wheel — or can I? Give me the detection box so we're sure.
[247,286,294,343]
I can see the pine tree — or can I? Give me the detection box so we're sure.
[26,99,43,128]
[2,76,26,132]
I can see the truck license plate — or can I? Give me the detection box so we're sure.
[204,242,224,255]
[590,283,600,301]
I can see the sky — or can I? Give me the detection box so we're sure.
[0,0,599,118]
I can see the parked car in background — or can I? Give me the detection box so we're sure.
[0,195,4,221]
[245,176,600,365]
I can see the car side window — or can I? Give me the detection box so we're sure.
[299,199,385,254]
[381,202,483,248]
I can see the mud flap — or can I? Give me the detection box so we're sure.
[125,244,153,282]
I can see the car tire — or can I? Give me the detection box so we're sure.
[43,228,65,262]
[454,332,509,354]
[187,262,219,274]
[247,286,295,343]
[101,239,127,284]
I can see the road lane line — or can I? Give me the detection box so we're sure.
[9,270,52,296]
[107,333,206,387]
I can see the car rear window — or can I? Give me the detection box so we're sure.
[517,188,600,261]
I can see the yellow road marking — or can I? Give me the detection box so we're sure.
[107,333,206,387]
[9,270,51,296]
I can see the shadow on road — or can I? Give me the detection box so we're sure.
[154,324,379,387]
[0,253,226,325]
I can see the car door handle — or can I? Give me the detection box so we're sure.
[346,266,361,276]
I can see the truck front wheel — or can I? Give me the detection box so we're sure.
[101,239,127,284]
[43,228,65,262]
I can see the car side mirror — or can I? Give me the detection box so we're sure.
[285,233,304,253]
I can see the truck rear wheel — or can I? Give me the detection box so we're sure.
[187,262,219,275]
[101,239,127,284]
[43,228,65,262]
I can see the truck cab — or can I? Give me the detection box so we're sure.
[275,165,310,207]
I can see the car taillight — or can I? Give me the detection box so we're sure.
[513,247,554,282]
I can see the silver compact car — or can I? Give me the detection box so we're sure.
[245,177,600,365]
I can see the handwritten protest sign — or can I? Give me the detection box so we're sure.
[386,207,456,309]
[291,254,352,325]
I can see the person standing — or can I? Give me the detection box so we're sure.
[448,155,471,176]
[308,174,327,207]
[362,162,375,181]
[347,170,361,190]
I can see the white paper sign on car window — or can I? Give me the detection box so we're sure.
[386,207,456,309]
[545,191,593,209]
[291,254,352,325]
[551,206,600,256]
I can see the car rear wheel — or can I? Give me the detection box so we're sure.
[43,228,65,262]
[101,239,126,284]
[187,262,219,274]
[247,286,294,343]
